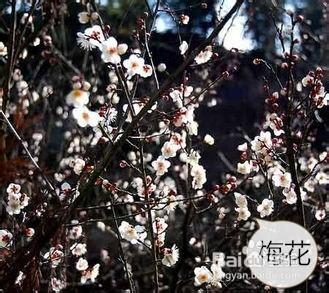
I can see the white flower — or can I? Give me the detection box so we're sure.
[77,33,94,50]
[123,54,145,77]
[25,228,35,238]
[72,106,101,127]
[6,192,29,215]
[179,41,188,55]
[119,221,140,244]
[195,46,213,64]
[194,266,213,286]
[235,207,251,221]
[161,141,179,158]
[81,264,100,284]
[210,263,225,287]
[164,194,181,213]
[257,198,274,218]
[44,247,64,268]
[76,257,89,271]
[180,14,190,24]
[71,243,87,256]
[162,244,179,267]
[77,25,104,50]
[51,277,66,292]
[237,160,252,175]
[153,217,168,234]
[151,156,171,176]
[272,170,292,188]
[157,63,166,72]
[0,230,13,248]
[282,188,297,204]
[251,131,272,153]
[15,271,25,286]
[66,89,90,107]
[140,64,153,78]
[237,142,248,152]
[6,183,21,195]
[72,158,85,175]
[191,164,207,189]
[316,171,329,185]
[302,74,314,87]
[0,42,8,56]
[69,225,83,240]
[78,11,90,24]
[204,134,215,145]
[100,37,127,64]
[265,113,284,136]
[186,150,201,166]
[234,192,248,208]
[315,209,326,221]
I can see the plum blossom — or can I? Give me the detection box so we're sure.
[191,164,207,189]
[140,64,153,78]
[179,41,188,55]
[5,183,29,215]
[78,11,90,24]
[237,160,252,175]
[153,217,168,234]
[235,207,251,221]
[315,209,326,221]
[302,74,314,87]
[0,230,13,248]
[44,246,64,268]
[15,271,25,286]
[186,150,201,166]
[210,263,225,287]
[272,170,292,188]
[264,113,284,136]
[282,187,297,204]
[180,14,190,24]
[164,194,182,213]
[169,86,193,106]
[72,158,86,175]
[77,25,105,50]
[123,54,145,77]
[257,198,274,218]
[0,42,8,56]
[70,243,87,256]
[151,156,171,176]
[157,63,166,72]
[161,141,179,158]
[25,228,35,238]
[251,131,272,155]
[237,142,248,152]
[76,257,89,271]
[68,225,83,240]
[6,183,21,194]
[204,134,215,145]
[195,46,213,64]
[119,221,146,244]
[78,11,98,24]
[316,171,329,185]
[194,266,213,286]
[234,190,251,221]
[72,106,101,127]
[6,193,29,215]
[100,37,128,64]
[234,192,248,208]
[80,264,100,284]
[66,89,90,107]
[51,278,66,292]
[162,244,179,267]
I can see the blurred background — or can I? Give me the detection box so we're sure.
[0,1,328,291]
